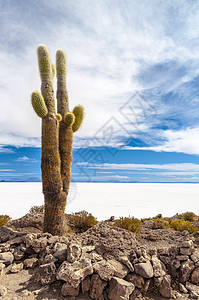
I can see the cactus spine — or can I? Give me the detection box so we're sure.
[31,45,84,235]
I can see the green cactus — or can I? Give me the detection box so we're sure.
[31,45,84,236]
[31,91,48,118]
[64,112,75,126]
[72,105,84,132]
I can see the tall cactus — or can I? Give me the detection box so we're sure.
[31,45,84,236]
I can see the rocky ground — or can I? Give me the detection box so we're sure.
[0,214,199,299]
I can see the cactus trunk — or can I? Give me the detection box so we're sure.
[31,45,84,236]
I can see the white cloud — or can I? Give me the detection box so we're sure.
[77,162,199,172]
[1,1,199,152]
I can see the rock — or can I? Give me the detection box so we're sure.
[191,249,199,263]
[129,288,143,300]
[159,275,172,298]
[0,263,5,278]
[141,220,154,228]
[39,262,57,285]
[108,259,129,279]
[151,255,166,277]
[0,252,14,265]
[48,236,59,244]
[23,233,38,247]
[10,262,23,273]
[0,243,10,252]
[180,259,195,282]
[82,245,95,253]
[0,227,18,243]
[53,244,67,261]
[179,283,188,293]
[81,276,91,293]
[108,276,135,300]
[190,291,199,299]
[134,261,153,278]
[61,281,80,297]
[159,255,170,265]
[0,286,7,297]
[57,258,93,288]
[93,260,115,281]
[32,236,48,253]
[171,259,181,269]
[44,254,57,264]
[67,243,82,263]
[23,257,38,268]
[120,256,134,272]
[6,236,23,245]
[191,267,199,284]
[90,274,107,299]
[181,240,193,248]
[186,282,199,296]
[125,273,145,289]
[180,247,192,255]
[176,255,189,261]
[14,248,25,260]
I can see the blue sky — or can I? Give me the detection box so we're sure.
[1,0,199,182]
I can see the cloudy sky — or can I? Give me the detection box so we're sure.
[1,0,199,182]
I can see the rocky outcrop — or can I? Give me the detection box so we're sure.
[1,222,199,299]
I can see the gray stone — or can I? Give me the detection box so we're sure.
[81,276,91,294]
[180,259,195,282]
[6,236,23,245]
[90,274,107,299]
[0,243,10,252]
[107,259,129,279]
[191,249,199,263]
[176,255,189,261]
[181,240,193,248]
[171,259,181,269]
[180,247,192,255]
[0,286,7,297]
[159,275,172,298]
[24,257,38,269]
[53,244,67,261]
[134,261,153,278]
[67,243,82,263]
[57,258,93,288]
[159,255,170,265]
[61,282,80,297]
[10,262,23,273]
[179,283,188,293]
[151,255,166,277]
[44,254,57,264]
[14,248,25,260]
[186,281,199,295]
[125,273,145,289]
[0,252,14,265]
[39,262,56,285]
[191,267,199,284]
[120,256,134,272]
[93,260,115,281]
[108,276,135,300]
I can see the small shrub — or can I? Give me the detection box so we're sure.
[0,215,11,227]
[181,212,196,222]
[170,220,197,233]
[114,217,142,234]
[67,210,97,233]
[153,214,163,219]
[29,205,44,214]
[153,218,169,229]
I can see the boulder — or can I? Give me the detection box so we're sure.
[23,257,38,269]
[39,262,57,285]
[108,276,135,300]
[0,252,14,265]
[53,244,67,261]
[120,256,134,272]
[81,276,91,293]
[67,243,82,263]
[159,275,172,298]
[191,267,199,284]
[125,273,145,290]
[61,281,80,297]
[108,259,129,279]
[180,259,195,282]
[13,248,25,260]
[93,260,115,281]
[180,247,192,255]
[10,262,23,273]
[134,261,153,278]
[191,249,199,263]
[186,281,199,296]
[151,255,166,277]
[57,258,93,288]
[90,274,107,299]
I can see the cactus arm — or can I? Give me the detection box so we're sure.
[63,112,75,126]
[31,91,48,118]
[72,104,84,132]
[56,49,73,195]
